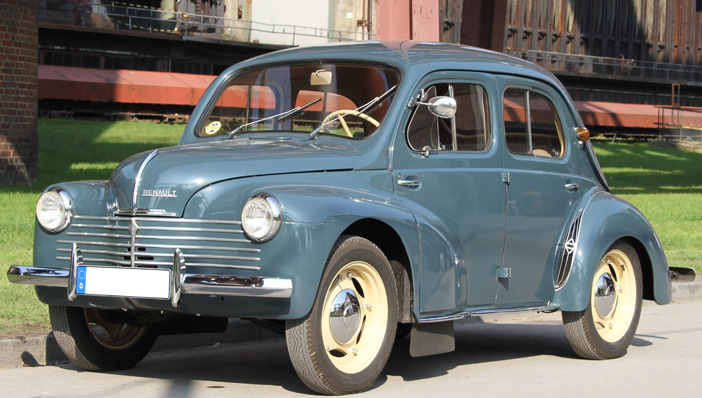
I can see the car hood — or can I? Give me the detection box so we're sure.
[109,136,359,215]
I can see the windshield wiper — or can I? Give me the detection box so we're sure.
[227,97,322,139]
[309,85,397,139]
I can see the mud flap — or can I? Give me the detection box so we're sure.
[409,321,455,357]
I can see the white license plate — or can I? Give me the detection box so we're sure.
[76,266,171,300]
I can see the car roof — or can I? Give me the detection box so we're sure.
[234,40,560,86]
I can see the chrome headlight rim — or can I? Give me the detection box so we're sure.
[241,193,282,242]
[36,187,73,233]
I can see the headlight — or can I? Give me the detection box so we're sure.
[241,194,282,242]
[36,188,73,233]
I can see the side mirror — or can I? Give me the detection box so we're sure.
[421,96,457,119]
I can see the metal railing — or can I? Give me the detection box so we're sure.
[39,1,374,47]
[507,50,702,85]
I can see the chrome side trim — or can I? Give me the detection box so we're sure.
[418,304,561,323]
[133,149,158,213]
[7,265,293,300]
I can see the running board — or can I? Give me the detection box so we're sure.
[418,303,561,323]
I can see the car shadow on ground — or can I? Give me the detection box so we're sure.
[50,319,658,396]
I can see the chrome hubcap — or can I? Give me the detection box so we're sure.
[594,273,616,318]
[329,288,361,344]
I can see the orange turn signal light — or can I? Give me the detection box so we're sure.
[576,127,590,142]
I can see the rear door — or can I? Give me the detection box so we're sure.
[496,76,592,307]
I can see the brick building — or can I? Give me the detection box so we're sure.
[0,0,38,185]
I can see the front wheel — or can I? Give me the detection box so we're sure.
[286,236,398,395]
[49,305,157,371]
[562,242,643,359]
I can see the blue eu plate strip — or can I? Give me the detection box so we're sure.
[76,266,87,295]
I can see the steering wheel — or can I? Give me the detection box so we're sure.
[321,110,380,137]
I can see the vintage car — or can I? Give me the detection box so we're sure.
[8,41,672,394]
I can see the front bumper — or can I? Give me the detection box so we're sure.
[8,244,292,308]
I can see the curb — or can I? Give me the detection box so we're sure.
[671,279,702,302]
[2,280,700,369]
[0,318,278,369]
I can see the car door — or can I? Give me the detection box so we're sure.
[392,73,506,316]
[495,76,592,307]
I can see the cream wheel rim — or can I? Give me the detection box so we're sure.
[590,249,637,343]
[320,260,389,374]
[84,309,148,350]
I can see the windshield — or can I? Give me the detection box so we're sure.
[198,63,400,139]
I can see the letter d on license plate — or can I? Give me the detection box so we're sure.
[76,266,171,300]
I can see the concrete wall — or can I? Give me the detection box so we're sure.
[0,0,38,185]
[250,0,331,46]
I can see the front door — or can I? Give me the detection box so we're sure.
[392,73,505,316]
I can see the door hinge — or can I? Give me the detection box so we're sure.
[497,267,511,279]
[501,171,511,184]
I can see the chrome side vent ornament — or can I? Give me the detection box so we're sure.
[555,212,582,289]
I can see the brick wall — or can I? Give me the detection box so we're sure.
[0,0,38,185]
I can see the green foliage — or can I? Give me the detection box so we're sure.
[0,120,182,336]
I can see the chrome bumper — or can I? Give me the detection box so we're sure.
[8,245,292,307]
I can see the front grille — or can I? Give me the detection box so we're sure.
[56,215,261,271]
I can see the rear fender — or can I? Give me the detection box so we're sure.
[553,192,672,311]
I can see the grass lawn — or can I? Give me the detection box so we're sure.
[0,121,699,337]
[591,140,702,271]
[0,119,183,337]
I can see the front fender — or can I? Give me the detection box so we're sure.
[185,171,419,319]
[554,192,672,311]
[34,181,110,266]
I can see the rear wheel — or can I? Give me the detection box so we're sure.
[50,305,157,371]
[286,236,398,395]
[562,242,643,359]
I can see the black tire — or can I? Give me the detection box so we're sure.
[562,242,643,359]
[285,236,398,395]
[49,305,157,371]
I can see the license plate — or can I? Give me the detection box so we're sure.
[76,266,171,300]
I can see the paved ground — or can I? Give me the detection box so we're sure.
[1,280,699,370]
[0,299,700,397]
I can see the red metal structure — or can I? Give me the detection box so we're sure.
[33,0,702,134]
[38,64,702,131]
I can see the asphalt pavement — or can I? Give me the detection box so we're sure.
[1,280,700,369]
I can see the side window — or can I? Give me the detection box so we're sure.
[407,83,490,152]
[503,88,565,158]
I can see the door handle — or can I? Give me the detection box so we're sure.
[397,174,420,188]
[565,183,579,191]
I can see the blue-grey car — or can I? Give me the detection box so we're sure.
[8,41,672,395]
